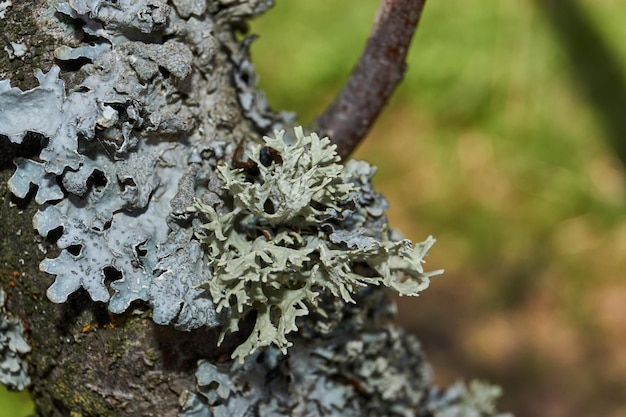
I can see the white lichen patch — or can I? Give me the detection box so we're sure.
[0,289,31,391]
[1,0,237,331]
[191,127,442,362]
[219,127,356,225]
[0,1,11,19]
[0,0,292,335]
[4,42,27,60]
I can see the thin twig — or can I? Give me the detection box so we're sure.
[316,0,427,159]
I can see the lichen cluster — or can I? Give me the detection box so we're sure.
[191,127,441,361]
[0,0,439,366]
[180,290,511,417]
[0,1,511,415]
[0,288,31,390]
[0,0,281,332]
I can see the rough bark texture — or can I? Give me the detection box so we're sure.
[0,1,509,416]
[0,1,273,415]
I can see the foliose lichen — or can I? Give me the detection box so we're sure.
[0,0,283,333]
[190,127,442,361]
[1,63,220,328]
[180,289,510,417]
[0,1,11,20]
[207,0,275,25]
[425,380,514,417]
[0,288,31,391]
[4,41,27,60]
[179,290,422,417]
[1,1,510,415]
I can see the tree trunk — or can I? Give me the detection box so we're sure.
[0,1,509,416]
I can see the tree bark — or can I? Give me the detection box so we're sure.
[0,1,508,416]
[0,1,276,414]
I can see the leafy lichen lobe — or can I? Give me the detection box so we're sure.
[192,127,442,362]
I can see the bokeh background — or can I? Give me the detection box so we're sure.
[2,1,625,416]
[249,1,626,416]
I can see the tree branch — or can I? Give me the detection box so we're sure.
[316,0,427,159]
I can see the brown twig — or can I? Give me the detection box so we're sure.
[316,0,427,159]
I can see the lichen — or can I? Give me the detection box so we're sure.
[190,127,442,361]
[0,288,31,391]
[0,1,11,20]
[4,41,27,60]
[0,0,282,332]
[5,59,224,326]
[54,0,170,39]
[0,1,511,416]
[218,127,356,224]
[182,348,289,417]
[181,290,511,417]
[207,0,274,25]
[425,380,514,417]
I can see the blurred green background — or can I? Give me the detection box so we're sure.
[247,1,626,416]
[2,1,626,416]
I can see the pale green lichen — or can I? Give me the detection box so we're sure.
[0,288,31,391]
[218,127,355,225]
[426,380,513,417]
[191,127,442,362]
[180,288,512,417]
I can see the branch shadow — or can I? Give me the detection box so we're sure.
[536,0,626,168]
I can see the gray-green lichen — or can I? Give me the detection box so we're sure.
[180,290,511,417]
[0,288,31,390]
[1,64,214,327]
[426,380,513,417]
[0,1,11,20]
[191,127,441,361]
[0,0,284,332]
[0,0,511,415]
